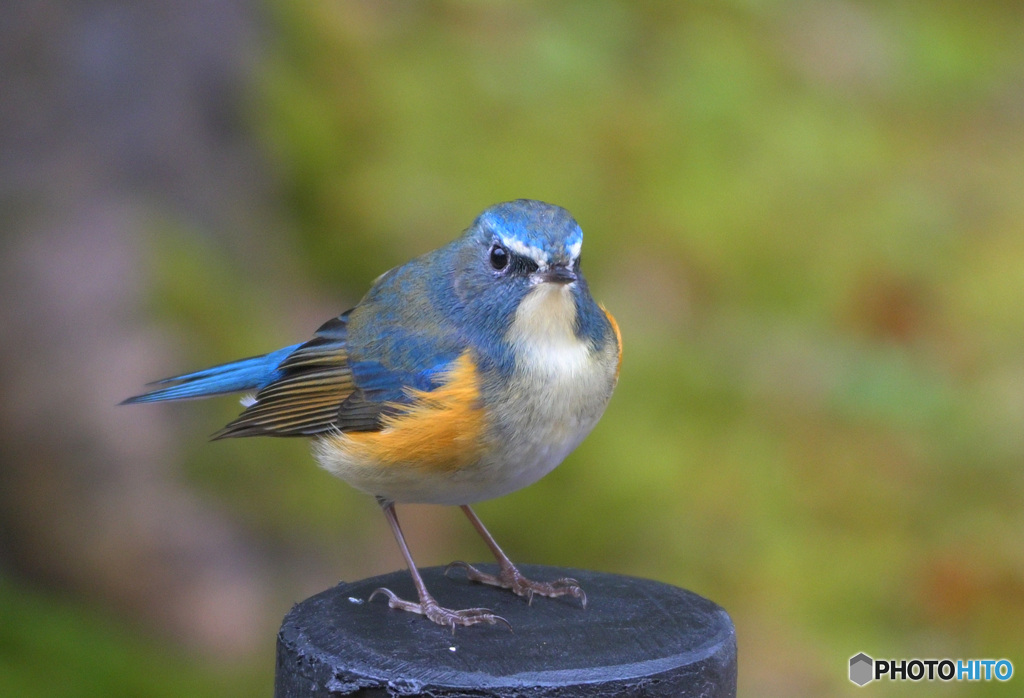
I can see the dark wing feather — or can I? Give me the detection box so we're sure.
[214,311,388,438]
[336,390,397,432]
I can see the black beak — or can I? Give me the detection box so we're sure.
[536,264,577,285]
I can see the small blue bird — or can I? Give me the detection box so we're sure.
[125,200,621,629]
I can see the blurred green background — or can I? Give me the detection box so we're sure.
[2,1,1022,696]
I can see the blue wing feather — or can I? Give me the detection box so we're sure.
[348,354,458,404]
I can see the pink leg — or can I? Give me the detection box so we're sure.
[368,500,510,631]
[446,505,587,608]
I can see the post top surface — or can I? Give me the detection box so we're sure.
[277,564,736,696]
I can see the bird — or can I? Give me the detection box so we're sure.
[124,199,621,630]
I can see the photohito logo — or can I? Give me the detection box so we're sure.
[849,653,1013,686]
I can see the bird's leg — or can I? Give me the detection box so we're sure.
[368,499,510,631]
[445,505,587,608]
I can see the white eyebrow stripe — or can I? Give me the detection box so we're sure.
[567,240,582,259]
[501,236,549,265]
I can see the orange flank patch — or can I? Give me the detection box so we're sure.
[601,304,623,380]
[338,352,489,472]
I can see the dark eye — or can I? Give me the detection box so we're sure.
[489,244,508,271]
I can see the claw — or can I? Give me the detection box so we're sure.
[446,561,587,608]
[367,586,511,631]
[444,560,472,579]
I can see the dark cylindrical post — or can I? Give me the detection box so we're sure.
[275,564,736,697]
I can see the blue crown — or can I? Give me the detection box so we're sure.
[474,200,583,265]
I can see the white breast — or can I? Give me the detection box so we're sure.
[465,282,617,502]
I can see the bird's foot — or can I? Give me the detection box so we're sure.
[445,561,587,608]
[368,587,511,632]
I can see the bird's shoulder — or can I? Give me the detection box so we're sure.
[345,249,474,399]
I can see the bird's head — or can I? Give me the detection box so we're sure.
[441,200,592,360]
[453,198,583,292]
[473,199,582,286]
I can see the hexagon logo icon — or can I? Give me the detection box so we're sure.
[850,653,873,686]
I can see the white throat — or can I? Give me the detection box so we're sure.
[507,282,590,376]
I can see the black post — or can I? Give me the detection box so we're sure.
[275,564,736,697]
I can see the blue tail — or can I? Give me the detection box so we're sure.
[122,344,301,404]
